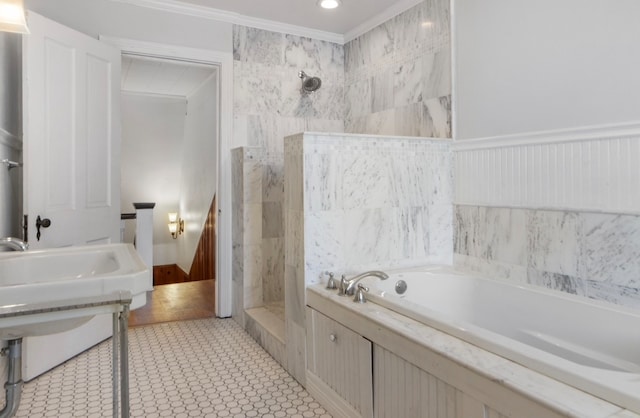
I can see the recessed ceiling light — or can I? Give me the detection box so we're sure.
[318,0,341,9]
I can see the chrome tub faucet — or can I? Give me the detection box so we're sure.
[338,270,389,296]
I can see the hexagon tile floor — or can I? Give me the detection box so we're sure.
[14,318,333,418]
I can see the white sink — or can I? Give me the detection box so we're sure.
[0,243,151,339]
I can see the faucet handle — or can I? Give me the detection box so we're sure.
[338,274,348,296]
[353,284,369,303]
[326,272,337,290]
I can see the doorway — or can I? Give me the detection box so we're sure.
[118,52,219,325]
[101,36,234,319]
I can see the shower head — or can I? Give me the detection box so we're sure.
[298,70,322,93]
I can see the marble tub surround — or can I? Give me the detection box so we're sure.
[454,205,640,309]
[284,132,453,385]
[307,285,640,418]
[344,0,452,137]
[289,132,454,279]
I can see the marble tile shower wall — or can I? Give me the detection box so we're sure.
[233,25,345,305]
[231,147,264,328]
[284,133,454,384]
[344,0,451,137]
[454,206,640,309]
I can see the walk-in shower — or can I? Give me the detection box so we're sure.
[298,71,322,93]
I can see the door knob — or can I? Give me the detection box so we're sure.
[35,216,51,241]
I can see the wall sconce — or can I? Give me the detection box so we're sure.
[0,0,30,34]
[168,212,184,239]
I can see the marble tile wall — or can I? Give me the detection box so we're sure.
[233,25,345,306]
[231,146,264,328]
[344,0,451,138]
[285,132,454,385]
[454,206,640,309]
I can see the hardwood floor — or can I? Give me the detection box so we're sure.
[129,279,216,327]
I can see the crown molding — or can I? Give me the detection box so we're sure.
[110,0,344,44]
[343,0,423,43]
[452,121,640,151]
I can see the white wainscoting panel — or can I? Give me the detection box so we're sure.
[306,308,373,418]
[373,344,512,418]
[454,124,640,214]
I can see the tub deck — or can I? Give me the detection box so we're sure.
[307,284,639,417]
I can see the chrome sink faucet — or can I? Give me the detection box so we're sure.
[0,237,29,251]
[339,270,389,296]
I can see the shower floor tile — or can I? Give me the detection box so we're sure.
[15,318,332,418]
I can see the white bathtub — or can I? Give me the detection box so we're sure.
[359,265,640,413]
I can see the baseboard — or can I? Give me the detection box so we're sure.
[152,264,191,285]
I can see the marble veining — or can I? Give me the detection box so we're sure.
[393,59,423,108]
[341,154,394,210]
[262,237,284,303]
[527,210,582,278]
[234,25,344,383]
[233,26,283,65]
[262,161,283,203]
[284,34,344,77]
[455,205,640,309]
[428,204,453,263]
[527,269,587,296]
[303,152,342,212]
[586,281,640,308]
[344,0,452,137]
[243,243,263,309]
[580,213,640,286]
[261,201,283,239]
[371,69,394,113]
[234,24,344,318]
[288,132,453,296]
[344,75,372,121]
[423,95,452,137]
[423,50,452,100]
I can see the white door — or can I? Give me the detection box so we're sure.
[23,11,121,248]
[21,11,121,381]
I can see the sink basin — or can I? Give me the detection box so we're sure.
[0,243,151,339]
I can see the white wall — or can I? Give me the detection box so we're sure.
[120,93,186,265]
[24,0,231,53]
[176,73,218,273]
[454,0,640,139]
[0,32,23,240]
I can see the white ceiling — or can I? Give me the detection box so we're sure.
[181,0,412,35]
[119,0,423,42]
[121,54,217,98]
